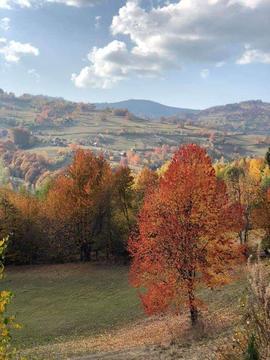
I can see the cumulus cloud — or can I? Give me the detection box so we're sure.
[0,39,39,62]
[0,17,10,31]
[71,0,270,88]
[0,0,103,8]
[71,40,167,88]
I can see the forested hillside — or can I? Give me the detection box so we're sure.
[1,89,270,190]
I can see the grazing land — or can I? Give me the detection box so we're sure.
[3,263,248,359]
[3,264,143,351]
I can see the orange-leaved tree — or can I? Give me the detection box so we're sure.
[46,149,113,261]
[129,144,244,326]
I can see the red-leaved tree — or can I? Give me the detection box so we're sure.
[129,144,244,326]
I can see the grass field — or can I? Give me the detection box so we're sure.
[1,262,251,359]
[2,264,143,350]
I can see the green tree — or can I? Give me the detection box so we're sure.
[266,147,270,167]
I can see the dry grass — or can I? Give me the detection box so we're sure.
[19,274,246,359]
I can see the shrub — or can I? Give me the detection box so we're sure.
[245,335,259,360]
[0,237,21,359]
[216,252,270,359]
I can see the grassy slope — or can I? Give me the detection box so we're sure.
[2,264,143,349]
[1,263,249,359]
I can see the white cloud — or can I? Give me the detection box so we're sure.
[0,39,39,63]
[0,0,103,8]
[0,0,31,9]
[95,15,101,29]
[237,46,270,64]
[200,69,209,79]
[28,68,40,82]
[71,37,174,88]
[0,17,10,31]
[47,0,101,5]
[228,0,265,9]
[71,0,270,89]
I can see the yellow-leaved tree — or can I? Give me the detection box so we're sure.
[0,237,21,360]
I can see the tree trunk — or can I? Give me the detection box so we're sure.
[80,243,91,262]
[190,304,198,326]
[243,209,250,244]
[238,231,243,244]
[188,287,198,326]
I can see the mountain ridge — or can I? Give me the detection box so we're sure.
[94,99,199,119]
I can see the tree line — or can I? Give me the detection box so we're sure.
[0,149,157,264]
[0,146,269,268]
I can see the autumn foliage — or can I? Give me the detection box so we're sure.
[129,144,244,325]
[44,149,136,262]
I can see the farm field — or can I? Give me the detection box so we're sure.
[3,263,249,359]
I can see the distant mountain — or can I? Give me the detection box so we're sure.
[95,99,198,119]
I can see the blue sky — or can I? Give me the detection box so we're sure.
[0,0,269,109]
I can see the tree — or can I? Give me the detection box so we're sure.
[224,161,261,244]
[0,237,20,359]
[0,160,9,187]
[46,149,113,261]
[129,144,244,326]
[9,127,31,149]
[109,166,136,259]
[252,188,270,255]
[0,190,44,264]
[266,147,270,167]
[134,167,158,209]
[113,167,134,230]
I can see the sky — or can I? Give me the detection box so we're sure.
[0,0,269,109]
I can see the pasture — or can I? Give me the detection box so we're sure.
[2,263,249,359]
[3,264,143,353]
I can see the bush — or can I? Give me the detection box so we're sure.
[112,108,128,117]
[0,238,21,359]
[215,253,270,359]
[261,235,270,255]
[245,335,259,360]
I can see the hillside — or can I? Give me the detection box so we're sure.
[95,99,198,119]
[195,100,270,134]
[4,262,247,360]
[0,89,270,188]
